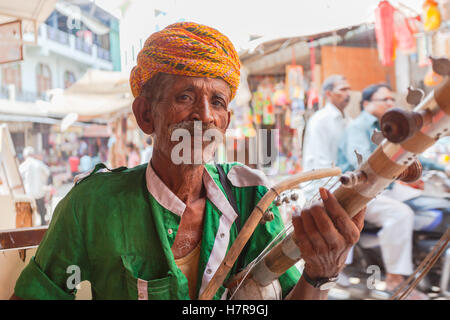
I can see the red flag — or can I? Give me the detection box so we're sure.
[375,1,396,66]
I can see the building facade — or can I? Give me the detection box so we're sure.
[0,0,121,157]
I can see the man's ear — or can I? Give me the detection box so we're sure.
[132,96,154,135]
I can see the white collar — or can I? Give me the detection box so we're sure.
[145,163,237,223]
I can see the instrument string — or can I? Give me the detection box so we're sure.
[229,222,294,299]
[306,176,340,207]
[390,228,450,300]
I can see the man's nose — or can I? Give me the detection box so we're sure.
[190,96,214,123]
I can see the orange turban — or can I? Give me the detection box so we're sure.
[130,22,241,100]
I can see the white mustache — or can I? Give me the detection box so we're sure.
[169,121,219,137]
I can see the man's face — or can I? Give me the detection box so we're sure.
[327,79,351,110]
[367,87,395,120]
[147,74,231,165]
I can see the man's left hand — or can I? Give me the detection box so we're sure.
[292,187,365,279]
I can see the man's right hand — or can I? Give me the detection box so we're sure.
[292,187,365,280]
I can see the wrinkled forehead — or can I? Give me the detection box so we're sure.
[164,74,232,98]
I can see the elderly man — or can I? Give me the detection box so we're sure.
[11,22,364,300]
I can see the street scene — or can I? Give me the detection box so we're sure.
[0,0,449,301]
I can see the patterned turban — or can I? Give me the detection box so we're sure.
[129,22,241,100]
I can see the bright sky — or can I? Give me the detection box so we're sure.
[94,0,424,71]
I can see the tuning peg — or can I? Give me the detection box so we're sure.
[406,86,424,106]
[340,171,368,187]
[430,56,450,77]
[260,210,275,224]
[274,196,282,206]
[290,192,299,201]
[371,129,385,146]
[380,107,430,144]
[354,150,363,166]
[397,159,422,183]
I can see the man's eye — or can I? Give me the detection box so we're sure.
[178,94,192,101]
[212,99,226,108]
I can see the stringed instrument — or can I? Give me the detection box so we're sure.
[199,56,450,300]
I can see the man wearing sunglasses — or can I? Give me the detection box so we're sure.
[336,83,448,299]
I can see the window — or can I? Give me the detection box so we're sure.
[2,63,22,92]
[64,70,76,88]
[36,63,52,96]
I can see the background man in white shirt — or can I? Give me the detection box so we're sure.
[19,146,50,226]
[302,74,351,173]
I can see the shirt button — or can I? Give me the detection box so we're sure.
[220,233,225,238]
[206,268,212,274]
[168,228,173,235]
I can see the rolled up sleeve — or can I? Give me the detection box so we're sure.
[14,189,91,300]
[14,257,74,300]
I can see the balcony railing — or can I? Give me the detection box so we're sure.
[39,24,113,63]
[75,37,92,55]
[97,46,111,61]
[46,25,70,46]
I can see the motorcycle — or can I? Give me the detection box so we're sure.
[339,170,450,300]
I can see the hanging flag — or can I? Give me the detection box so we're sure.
[375,0,396,66]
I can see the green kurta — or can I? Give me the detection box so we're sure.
[14,162,301,300]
